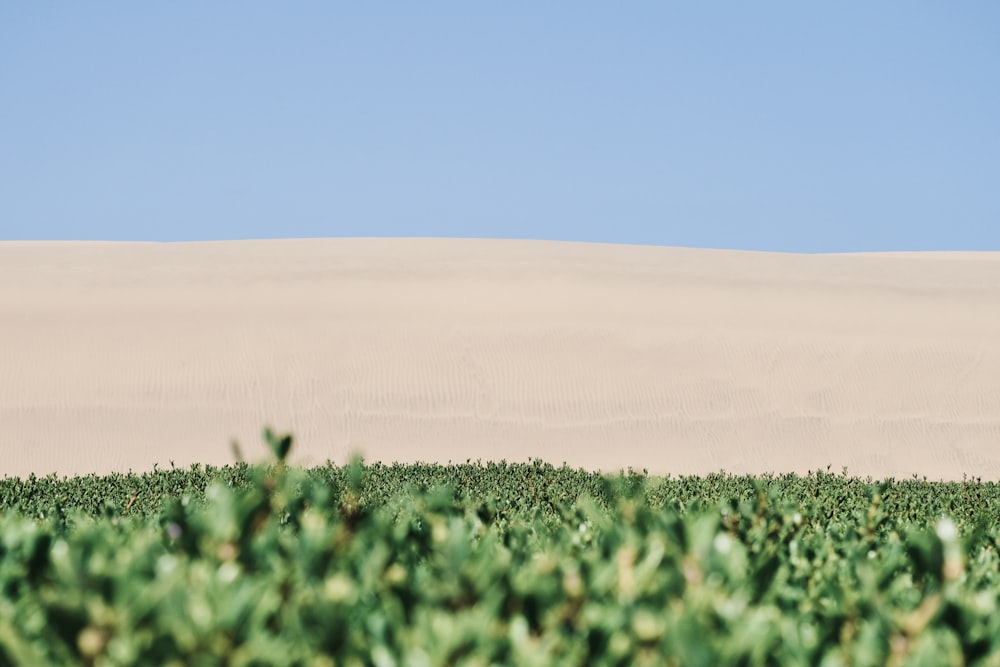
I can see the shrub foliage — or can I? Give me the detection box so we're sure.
[2,429,1000,666]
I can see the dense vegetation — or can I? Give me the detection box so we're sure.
[2,429,1000,666]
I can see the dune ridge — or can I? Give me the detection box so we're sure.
[2,238,999,481]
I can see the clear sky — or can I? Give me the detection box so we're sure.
[2,4,998,252]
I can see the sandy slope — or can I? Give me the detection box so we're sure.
[2,238,999,482]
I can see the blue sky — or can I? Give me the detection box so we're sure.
[2,4,998,252]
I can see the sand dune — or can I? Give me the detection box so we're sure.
[2,238,999,481]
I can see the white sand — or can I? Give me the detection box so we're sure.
[2,238,999,481]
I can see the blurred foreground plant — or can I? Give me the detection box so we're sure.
[1,429,1000,665]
